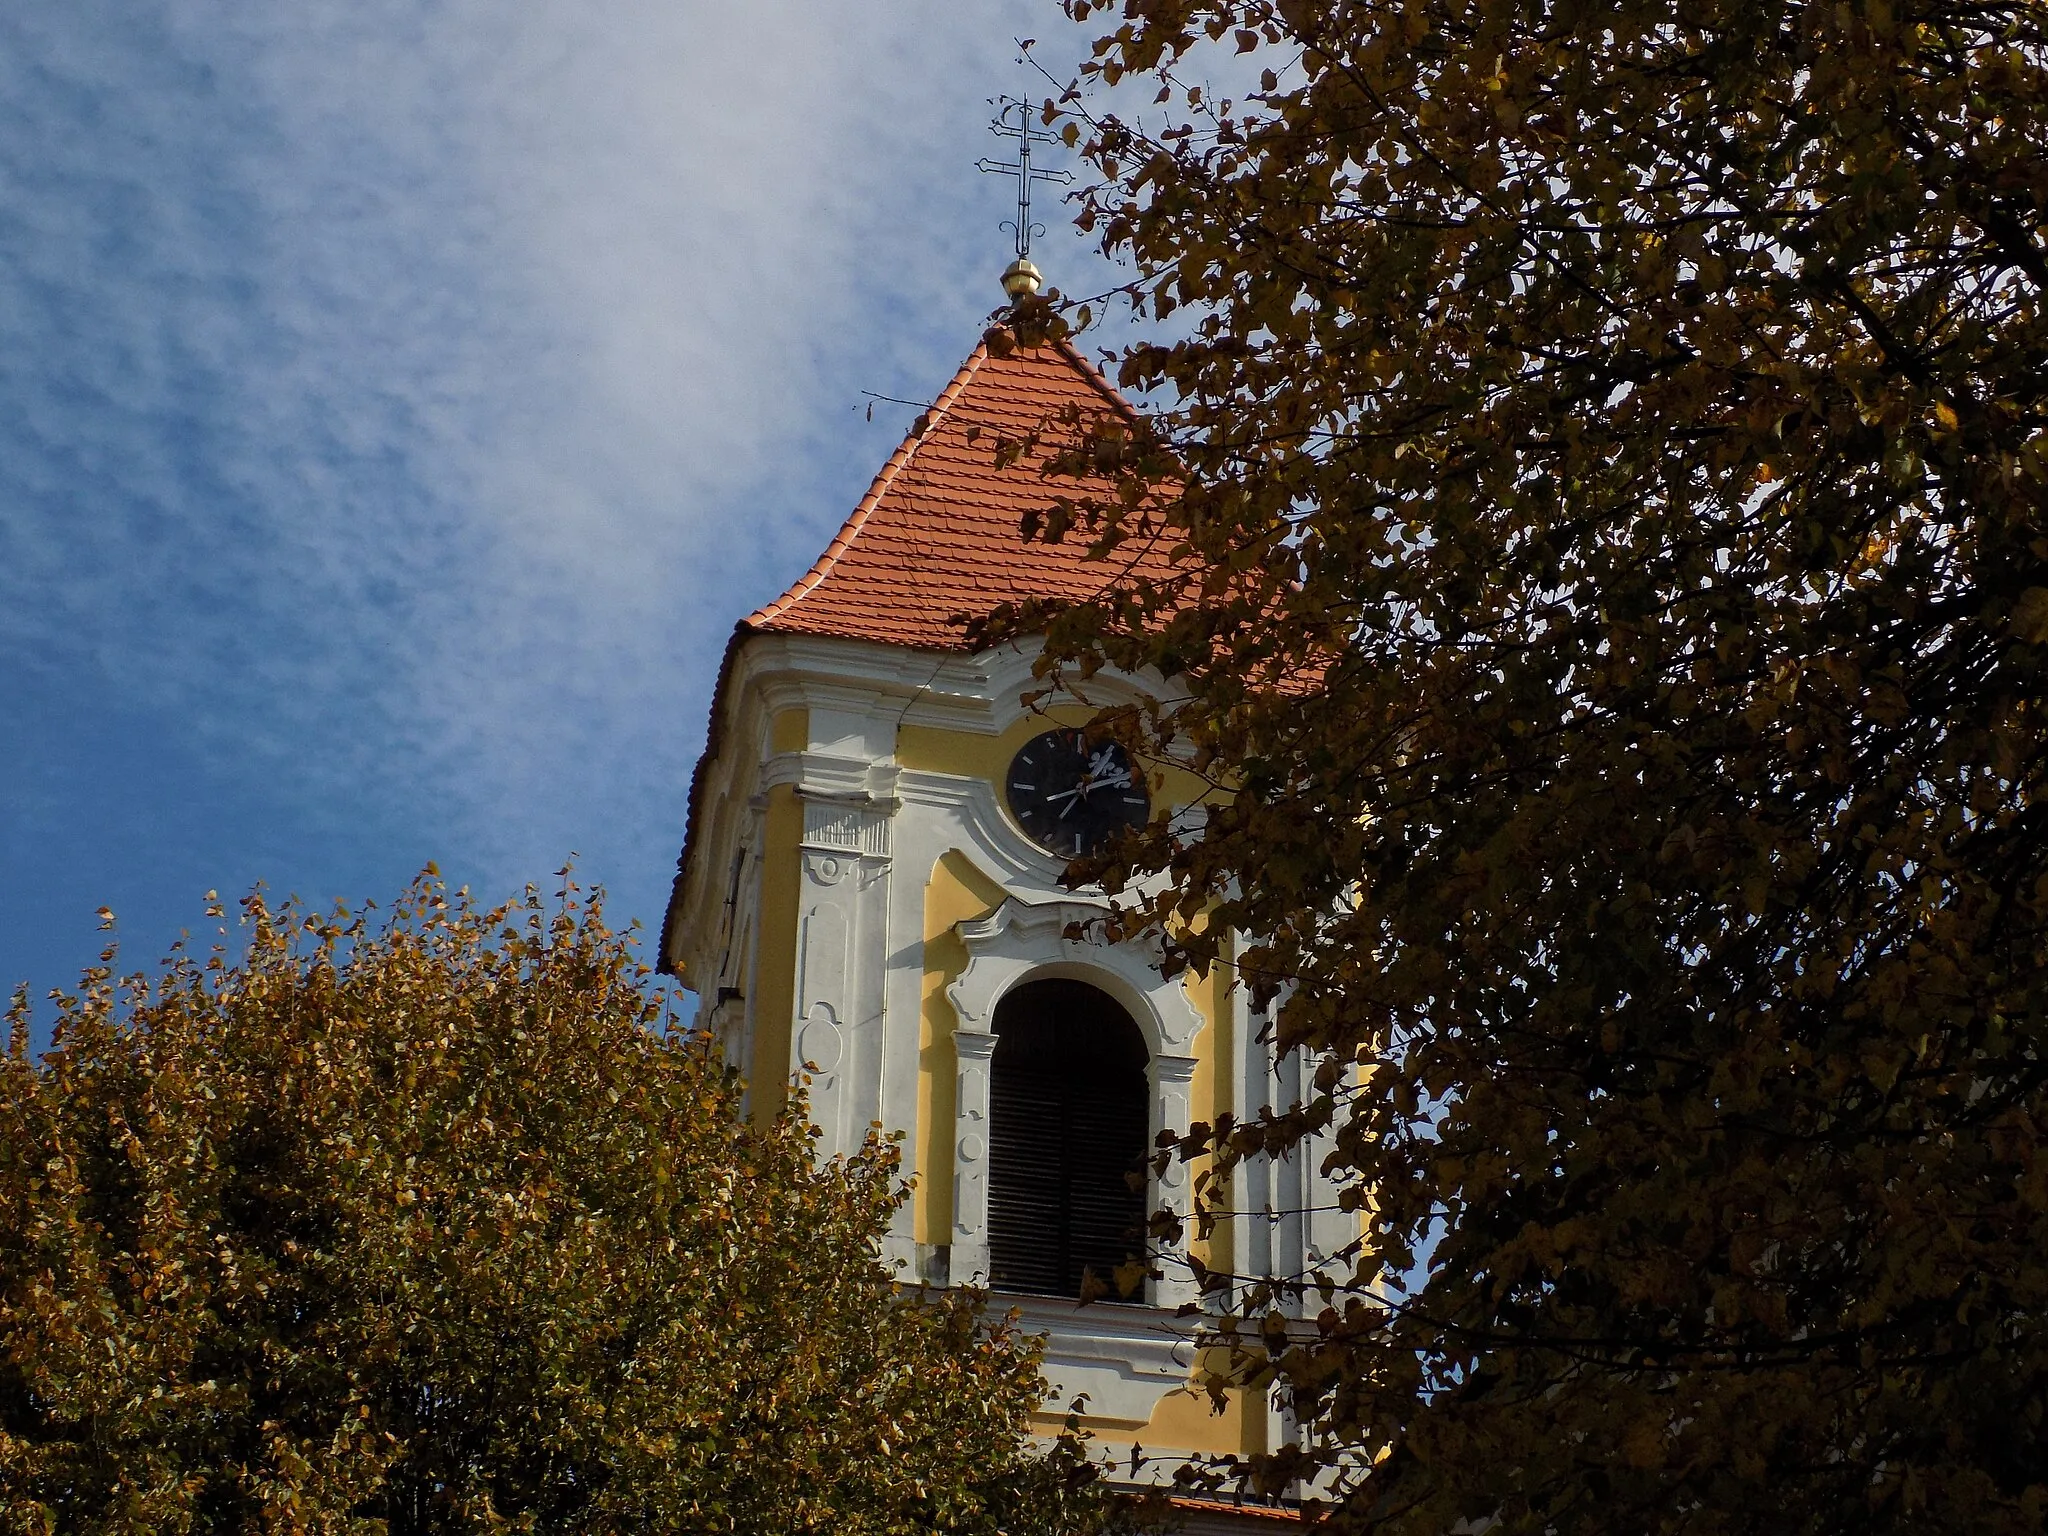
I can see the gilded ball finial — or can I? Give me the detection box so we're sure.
[1001,257,1042,300]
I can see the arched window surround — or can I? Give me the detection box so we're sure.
[946,897,1203,1307]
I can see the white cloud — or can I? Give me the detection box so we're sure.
[0,0,1118,975]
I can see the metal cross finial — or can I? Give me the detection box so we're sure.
[976,97,1074,271]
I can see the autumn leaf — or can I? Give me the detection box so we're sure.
[0,874,1138,1536]
[1006,2,2048,1531]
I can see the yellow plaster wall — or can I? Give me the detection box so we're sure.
[1030,1358,1268,1458]
[915,850,1011,1245]
[747,781,803,1126]
[899,714,1233,1273]
[897,703,1095,782]
[770,707,808,755]
[897,707,1217,815]
[719,682,1269,1467]
[734,708,807,1124]
[1132,1368,1268,1457]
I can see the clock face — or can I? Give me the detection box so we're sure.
[1004,729,1152,858]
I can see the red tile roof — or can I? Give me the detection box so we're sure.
[1168,1496,1305,1525]
[746,333,1177,649]
[659,331,1177,977]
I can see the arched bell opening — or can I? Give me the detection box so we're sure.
[987,976,1150,1300]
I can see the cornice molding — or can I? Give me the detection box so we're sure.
[946,896,1204,1056]
[897,770,1070,890]
[996,1292,1194,1426]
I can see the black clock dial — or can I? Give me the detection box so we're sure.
[1004,729,1152,858]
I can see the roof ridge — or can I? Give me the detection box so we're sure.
[1049,332,1143,426]
[745,340,992,631]
[661,327,1184,977]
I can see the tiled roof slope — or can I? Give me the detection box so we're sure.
[658,332,1176,978]
[747,335,1176,649]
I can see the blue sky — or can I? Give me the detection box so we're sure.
[0,2,1139,1018]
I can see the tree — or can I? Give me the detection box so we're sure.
[0,876,1121,1536]
[998,2,2048,1530]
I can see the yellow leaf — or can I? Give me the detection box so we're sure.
[2013,586,2048,644]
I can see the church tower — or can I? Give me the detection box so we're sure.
[657,323,1347,1512]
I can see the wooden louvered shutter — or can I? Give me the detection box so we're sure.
[988,1052,1068,1295]
[986,979,1149,1299]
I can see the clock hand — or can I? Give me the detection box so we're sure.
[1059,770,1126,796]
[1048,767,1128,815]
